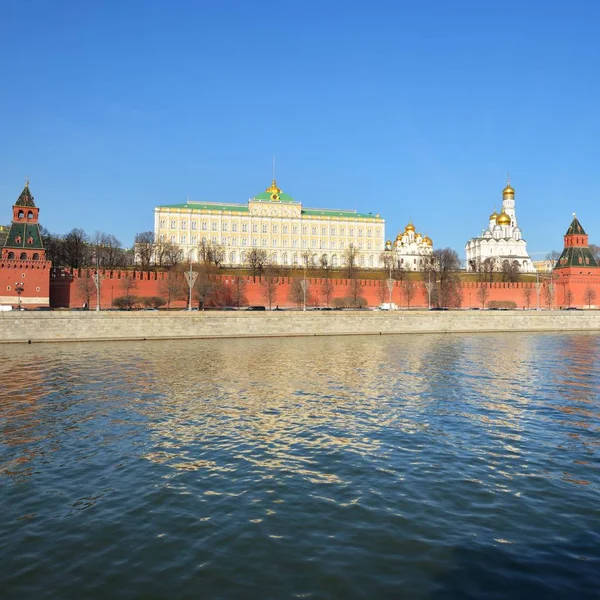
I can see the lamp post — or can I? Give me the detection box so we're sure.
[386,261,394,308]
[425,269,433,309]
[15,282,24,310]
[92,272,101,311]
[184,251,198,311]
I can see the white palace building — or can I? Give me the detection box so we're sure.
[154,179,386,268]
[465,180,536,273]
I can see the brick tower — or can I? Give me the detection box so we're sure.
[553,214,600,308]
[0,181,52,308]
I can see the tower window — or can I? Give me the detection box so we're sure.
[27,211,33,219]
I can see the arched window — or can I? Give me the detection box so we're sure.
[230,251,237,264]
[331,254,338,267]
[292,254,298,265]
[18,210,24,218]
[282,253,288,265]
[27,211,33,219]
[241,252,247,263]
[271,253,278,264]
[32,253,40,260]
[20,252,27,260]
[369,255,374,267]
[7,252,15,259]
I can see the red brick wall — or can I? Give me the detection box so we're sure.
[0,259,52,307]
[49,268,600,310]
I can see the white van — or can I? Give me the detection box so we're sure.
[378,303,398,311]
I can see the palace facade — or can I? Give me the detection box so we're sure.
[465,181,536,273]
[154,179,386,268]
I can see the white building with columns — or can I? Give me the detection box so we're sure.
[465,181,536,273]
[154,179,386,268]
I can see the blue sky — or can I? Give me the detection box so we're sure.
[1,0,599,259]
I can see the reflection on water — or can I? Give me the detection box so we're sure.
[0,333,599,599]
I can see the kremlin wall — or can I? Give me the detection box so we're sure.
[1,181,600,312]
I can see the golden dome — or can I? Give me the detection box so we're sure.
[423,236,433,246]
[489,211,498,221]
[503,183,515,198]
[497,211,511,225]
[405,222,415,232]
[265,179,282,195]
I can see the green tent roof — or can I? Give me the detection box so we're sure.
[15,184,36,207]
[565,216,587,236]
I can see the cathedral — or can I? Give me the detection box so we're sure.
[384,222,433,271]
[465,181,536,274]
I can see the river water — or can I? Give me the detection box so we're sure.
[0,333,598,599]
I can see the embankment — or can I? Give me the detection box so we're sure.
[1,310,599,344]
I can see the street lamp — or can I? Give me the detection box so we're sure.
[386,261,394,308]
[184,251,198,311]
[15,282,24,310]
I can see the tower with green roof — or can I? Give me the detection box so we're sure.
[554,214,599,270]
[2,181,46,262]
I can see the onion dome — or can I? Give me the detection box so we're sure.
[483,229,492,238]
[493,224,502,232]
[423,236,433,246]
[405,222,415,232]
[489,211,498,222]
[502,182,515,199]
[497,211,511,225]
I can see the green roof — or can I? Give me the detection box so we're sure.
[157,202,249,213]
[252,191,297,203]
[565,216,586,236]
[555,246,599,269]
[4,222,44,250]
[15,184,36,207]
[302,208,381,219]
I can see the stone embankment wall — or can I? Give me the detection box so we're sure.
[1,311,600,344]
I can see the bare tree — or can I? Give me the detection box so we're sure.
[349,278,364,307]
[76,276,96,308]
[121,275,138,307]
[584,285,597,308]
[377,279,388,304]
[501,260,520,283]
[546,250,561,266]
[477,284,490,308]
[428,248,462,308]
[522,286,533,309]
[198,240,225,268]
[247,248,268,282]
[158,273,185,309]
[563,287,574,308]
[543,283,555,309]
[193,268,215,310]
[401,280,416,308]
[289,279,304,308]
[135,231,156,271]
[233,276,248,308]
[155,241,182,270]
[322,278,334,307]
[63,228,88,269]
[261,265,279,309]
[343,243,359,279]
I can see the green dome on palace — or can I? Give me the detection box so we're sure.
[251,179,297,203]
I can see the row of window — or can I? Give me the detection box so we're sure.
[6,252,40,260]
[162,235,382,251]
[17,210,35,219]
[160,219,380,238]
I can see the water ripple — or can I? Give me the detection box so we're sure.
[0,333,599,599]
